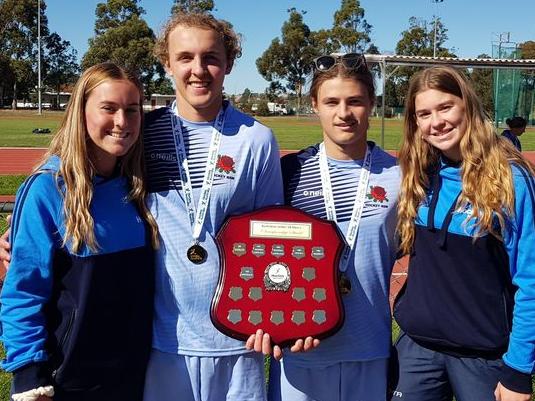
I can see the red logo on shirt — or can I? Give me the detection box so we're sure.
[216,155,236,174]
[367,186,388,203]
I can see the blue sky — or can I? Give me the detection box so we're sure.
[45,0,535,94]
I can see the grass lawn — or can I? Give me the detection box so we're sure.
[1,109,534,151]
[0,109,404,150]
[0,110,60,148]
[0,176,25,196]
[258,115,406,151]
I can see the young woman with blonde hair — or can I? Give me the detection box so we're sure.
[393,66,535,401]
[1,62,158,401]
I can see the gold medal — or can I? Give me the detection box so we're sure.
[187,244,207,264]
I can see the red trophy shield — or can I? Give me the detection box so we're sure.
[211,206,345,347]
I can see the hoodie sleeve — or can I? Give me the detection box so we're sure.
[0,172,61,393]
[500,166,535,393]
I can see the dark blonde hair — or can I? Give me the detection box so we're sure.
[309,61,375,105]
[397,66,534,254]
[41,62,159,252]
[154,12,241,69]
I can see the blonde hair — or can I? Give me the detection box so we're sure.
[154,12,241,69]
[397,66,534,255]
[39,62,159,253]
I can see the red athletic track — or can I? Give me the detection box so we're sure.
[2,147,535,305]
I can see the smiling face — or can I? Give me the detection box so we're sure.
[165,25,230,122]
[85,79,142,176]
[415,88,467,162]
[312,76,372,160]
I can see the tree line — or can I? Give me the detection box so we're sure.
[0,0,533,115]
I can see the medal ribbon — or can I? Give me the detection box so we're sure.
[170,101,227,243]
[319,142,372,272]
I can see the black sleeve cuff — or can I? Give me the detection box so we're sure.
[499,363,533,395]
[12,362,52,394]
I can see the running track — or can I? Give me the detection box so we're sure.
[3,147,535,305]
[3,147,534,175]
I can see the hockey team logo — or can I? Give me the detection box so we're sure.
[215,154,236,179]
[216,155,236,173]
[367,185,388,203]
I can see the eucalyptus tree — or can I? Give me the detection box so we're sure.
[0,0,49,108]
[256,8,318,113]
[82,0,164,97]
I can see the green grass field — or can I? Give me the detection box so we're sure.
[0,176,25,196]
[2,109,534,151]
[0,109,406,150]
[0,110,61,148]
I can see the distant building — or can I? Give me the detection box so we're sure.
[143,94,175,110]
[15,92,176,111]
[16,91,71,109]
[251,102,289,115]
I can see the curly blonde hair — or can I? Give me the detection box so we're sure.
[40,62,159,253]
[397,66,534,255]
[154,12,241,69]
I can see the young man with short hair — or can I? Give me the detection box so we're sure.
[141,12,283,401]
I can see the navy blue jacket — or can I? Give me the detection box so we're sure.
[394,160,535,393]
[1,156,155,401]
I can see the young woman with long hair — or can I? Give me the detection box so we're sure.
[1,62,158,401]
[393,66,535,401]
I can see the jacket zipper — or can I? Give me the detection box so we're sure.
[52,309,76,380]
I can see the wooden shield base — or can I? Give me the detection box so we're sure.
[211,205,345,347]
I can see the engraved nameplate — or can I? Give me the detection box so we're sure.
[252,244,266,257]
[250,220,312,240]
[232,242,246,257]
[240,267,254,281]
[292,246,306,260]
[311,247,325,260]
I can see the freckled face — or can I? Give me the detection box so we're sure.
[414,89,467,162]
[85,79,141,175]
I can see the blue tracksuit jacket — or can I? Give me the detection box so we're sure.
[394,159,535,392]
[0,156,154,401]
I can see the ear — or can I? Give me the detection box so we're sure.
[225,61,233,75]
[311,98,319,114]
[164,62,172,77]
